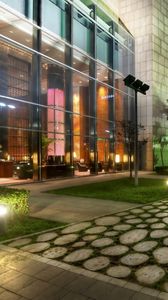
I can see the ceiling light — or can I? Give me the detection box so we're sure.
[0,102,6,107]
[8,105,15,109]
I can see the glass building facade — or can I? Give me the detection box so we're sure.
[0,0,135,181]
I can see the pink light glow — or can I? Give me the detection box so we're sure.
[47,89,65,156]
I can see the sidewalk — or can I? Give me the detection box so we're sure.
[11,172,146,222]
[0,245,160,300]
[1,171,167,300]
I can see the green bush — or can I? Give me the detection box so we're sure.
[0,187,29,217]
[155,166,168,175]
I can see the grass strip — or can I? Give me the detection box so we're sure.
[47,178,168,204]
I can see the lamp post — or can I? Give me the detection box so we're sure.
[123,75,150,186]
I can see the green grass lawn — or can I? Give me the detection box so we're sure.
[47,177,168,204]
[0,217,66,242]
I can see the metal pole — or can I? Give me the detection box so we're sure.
[134,90,138,186]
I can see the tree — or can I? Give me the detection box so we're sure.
[120,121,147,177]
[41,135,55,164]
[153,121,168,167]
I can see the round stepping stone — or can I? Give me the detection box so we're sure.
[126,218,142,224]
[113,224,131,231]
[124,215,136,219]
[153,247,168,264]
[36,232,58,242]
[85,226,106,235]
[64,249,93,263]
[163,217,168,224]
[120,229,148,245]
[95,216,120,226]
[150,230,168,239]
[133,241,158,252]
[104,231,119,237]
[121,253,149,266]
[8,238,32,247]
[135,265,165,285]
[107,266,131,278]
[72,241,86,248]
[136,224,148,228]
[84,256,110,271]
[160,206,168,210]
[143,205,154,210]
[163,282,168,292]
[61,222,91,234]
[140,213,151,218]
[148,209,160,213]
[91,238,113,248]
[82,235,98,241]
[163,237,168,246]
[21,242,50,253]
[156,212,168,218]
[130,209,144,214]
[153,202,162,206]
[145,218,159,224]
[116,212,129,217]
[101,245,129,256]
[54,234,78,245]
[151,223,166,229]
[43,247,67,258]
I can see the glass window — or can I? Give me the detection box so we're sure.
[73,49,91,76]
[0,41,33,101]
[96,5,112,32]
[73,0,94,19]
[97,27,113,67]
[73,72,91,116]
[41,59,68,167]
[0,99,33,162]
[97,63,114,86]
[42,0,70,41]
[0,6,33,48]
[113,22,134,51]
[96,85,114,124]
[73,8,94,55]
[41,32,65,64]
[1,0,25,15]
[41,59,66,107]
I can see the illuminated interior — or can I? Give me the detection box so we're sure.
[0,0,135,182]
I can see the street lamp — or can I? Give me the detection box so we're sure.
[123,74,150,186]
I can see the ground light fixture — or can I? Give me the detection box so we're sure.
[0,204,8,217]
[0,204,8,234]
[123,74,150,186]
[166,180,168,186]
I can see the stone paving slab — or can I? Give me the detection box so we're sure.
[0,244,164,300]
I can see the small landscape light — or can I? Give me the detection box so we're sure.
[166,180,168,186]
[0,204,8,234]
[0,205,8,217]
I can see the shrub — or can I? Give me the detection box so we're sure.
[155,166,168,175]
[0,187,29,217]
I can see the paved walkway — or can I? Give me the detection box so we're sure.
[1,171,168,300]
[11,172,147,222]
[0,245,161,300]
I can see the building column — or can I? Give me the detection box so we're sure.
[31,0,42,180]
[64,2,74,174]
[89,4,98,174]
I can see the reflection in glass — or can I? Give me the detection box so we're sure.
[42,0,70,41]
[0,6,33,48]
[73,7,94,55]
